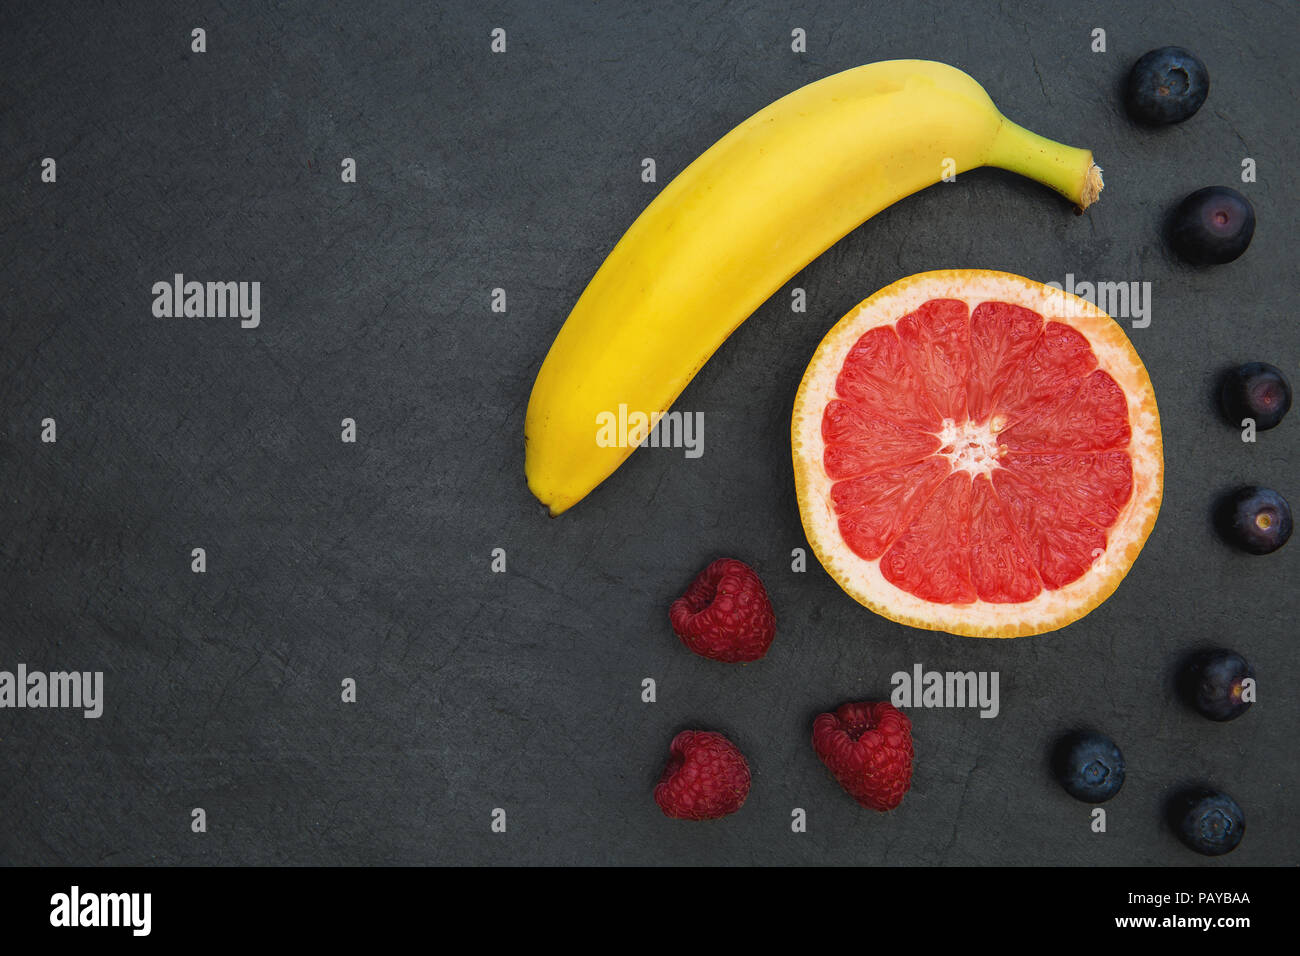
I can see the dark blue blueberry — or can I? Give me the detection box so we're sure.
[1216,486,1292,554]
[1053,731,1125,803]
[1172,789,1245,856]
[1221,363,1292,430]
[1182,650,1254,721]
[1126,47,1209,125]
[1170,186,1255,265]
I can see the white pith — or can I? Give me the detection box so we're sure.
[936,417,1007,477]
[791,270,1164,638]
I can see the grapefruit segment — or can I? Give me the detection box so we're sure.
[967,301,1044,424]
[880,472,976,604]
[895,298,971,421]
[1005,452,1134,530]
[822,400,941,479]
[831,458,950,560]
[969,475,1043,603]
[994,321,1098,427]
[836,327,943,430]
[792,270,1163,638]
[1000,370,1131,453]
[992,469,1110,590]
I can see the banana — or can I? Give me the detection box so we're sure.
[525,59,1103,515]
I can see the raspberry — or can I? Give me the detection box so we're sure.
[669,558,776,663]
[654,730,751,820]
[812,701,914,811]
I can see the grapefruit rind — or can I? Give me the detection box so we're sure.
[791,270,1163,638]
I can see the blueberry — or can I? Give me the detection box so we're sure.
[1172,789,1245,856]
[1216,486,1292,554]
[1053,731,1125,803]
[1170,186,1255,265]
[1221,362,1292,430]
[1182,650,1255,721]
[1126,47,1209,125]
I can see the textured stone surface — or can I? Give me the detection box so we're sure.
[0,0,1295,865]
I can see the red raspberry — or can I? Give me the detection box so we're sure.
[812,701,914,811]
[654,730,751,820]
[669,558,776,663]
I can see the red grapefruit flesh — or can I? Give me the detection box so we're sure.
[792,270,1162,637]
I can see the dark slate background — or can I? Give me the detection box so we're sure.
[1,0,1295,866]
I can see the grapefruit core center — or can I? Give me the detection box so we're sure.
[936,417,1007,476]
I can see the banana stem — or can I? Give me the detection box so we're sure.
[984,115,1103,212]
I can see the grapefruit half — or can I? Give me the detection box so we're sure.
[792,270,1162,637]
